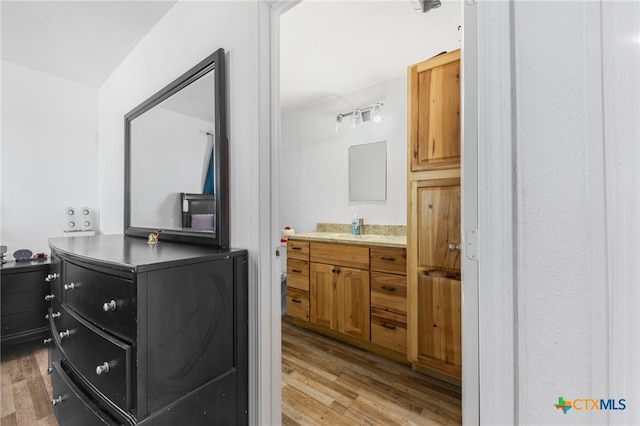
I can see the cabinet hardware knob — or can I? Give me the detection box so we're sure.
[380,285,396,292]
[51,312,61,319]
[45,273,58,282]
[291,298,302,303]
[448,243,461,252]
[381,322,396,330]
[59,330,70,339]
[52,396,63,406]
[96,362,110,375]
[64,283,75,291]
[380,257,395,261]
[291,246,302,251]
[291,269,302,273]
[44,294,55,301]
[43,338,53,345]
[47,367,52,374]
[103,300,117,312]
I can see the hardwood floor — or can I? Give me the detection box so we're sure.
[1,323,462,426]
[281,320,462,425]
[1,341,56,426]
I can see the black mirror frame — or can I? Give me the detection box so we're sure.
[124,48,228,247]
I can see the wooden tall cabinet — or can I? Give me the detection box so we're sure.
[407,49,462,384]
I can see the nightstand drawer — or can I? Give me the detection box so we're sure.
[64,262,135,341]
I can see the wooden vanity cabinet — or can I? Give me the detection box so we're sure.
[408,49,461,172]
[46,235,249,426]
[287,239,407,360]
[286,242,310,321]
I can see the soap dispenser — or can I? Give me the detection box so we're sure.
[351,215,359,235]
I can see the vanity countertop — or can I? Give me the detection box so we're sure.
[288,232,406,248]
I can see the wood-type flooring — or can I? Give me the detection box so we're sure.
[1,322,462,426]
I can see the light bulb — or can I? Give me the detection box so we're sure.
[351,109,362,128]
[372,103,383,123]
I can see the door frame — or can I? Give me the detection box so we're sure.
[254,0,518,424]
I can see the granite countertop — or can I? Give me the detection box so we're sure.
[288,232,406,248]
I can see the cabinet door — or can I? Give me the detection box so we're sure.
[415,179,461,273]
[337,267,370,340]
[310,263,336,330]
[409,50,460,171]
[416,274,461,378]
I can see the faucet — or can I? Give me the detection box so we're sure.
[357,218,364,235]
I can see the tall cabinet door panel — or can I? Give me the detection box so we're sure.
[416,179,461,273]
[310,263,335,330]
[409,50,461,171]
[337,268,370,340]
[417,274,461,378]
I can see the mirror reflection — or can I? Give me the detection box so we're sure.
[349,140,387,201]
[129,71,216,232]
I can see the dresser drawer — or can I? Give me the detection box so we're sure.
[370,272,407,315]
[286,288,309,321]
[370,247,407,275]
[287,259,310,291]
[371,309,407,354]
[63,262,135,341]
[287,241,310,260]
[55,306,132,412]
[50,361,120,426]
[310,242,369,269]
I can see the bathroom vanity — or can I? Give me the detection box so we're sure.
[46,235,248,425]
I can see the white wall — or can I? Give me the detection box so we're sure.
[280,77,406,233]
[97,0,252,252]
[1,61,99,254]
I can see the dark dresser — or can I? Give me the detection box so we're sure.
[46,235,248,425]
[1,259,51,346]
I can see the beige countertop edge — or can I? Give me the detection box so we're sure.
[288,232,406,248]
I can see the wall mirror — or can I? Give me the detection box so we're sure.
[124,48,228,247]
[349,140,387,201]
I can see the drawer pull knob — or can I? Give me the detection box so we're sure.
[43,338,52,345]
[96,362,110,375]
[380,257,396,261]
[291,269,302,273]
[380,285,396,292]
[381,322,396,330]
[448,243,461,252]
[291,246,302,251]
[64,283,75,291]
[52,396,63,406]
[44,294,55,301]
[103,300,117,312]
[291,298,302,303]
[59,330,70,339]
[51,312,61,319]
[45,273,58,282]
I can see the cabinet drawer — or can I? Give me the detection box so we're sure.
[310,242,369,269]
[287,241,310,260]
[64,262,135,341]
[287,259,309,291]
[55,306,132,412]
[370,247,406,275]
[50,361,119,426]
[371,272,407,315]
[286,288,309,321]
[371,309,407,354]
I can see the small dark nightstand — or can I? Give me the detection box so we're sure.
[1,259,51,346]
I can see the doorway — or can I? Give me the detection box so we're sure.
[275,0,471,423]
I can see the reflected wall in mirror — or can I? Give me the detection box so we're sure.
[349,140,387,201]
[125,48,228,246]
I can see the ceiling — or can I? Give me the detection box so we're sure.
[1,1,176,88]
[1,0,461,106]
[280,0,461,109]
